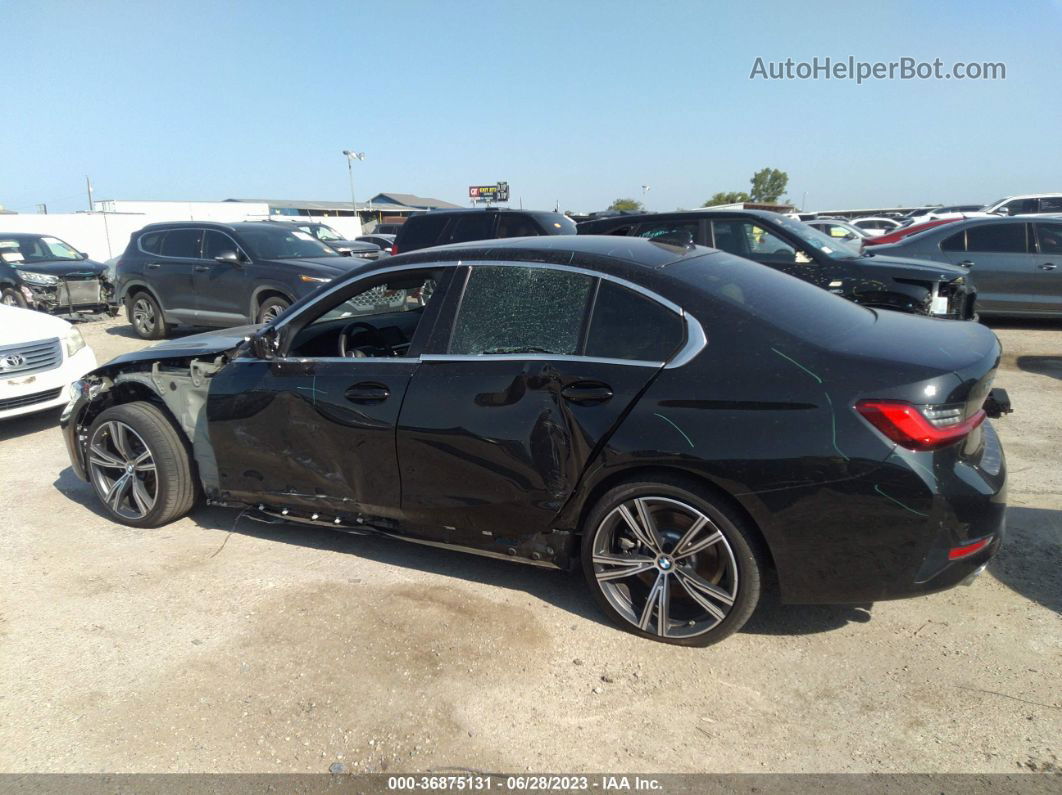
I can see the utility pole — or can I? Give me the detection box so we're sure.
[86,176,94,212]
[342,150,365,220]
[641,185,650,207]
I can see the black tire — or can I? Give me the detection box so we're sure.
[85,402,198,528]
[127,291,167,340]
[1,286,27,308]
[581,475,764,646]
[256,296,290,324]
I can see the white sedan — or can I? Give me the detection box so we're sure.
[0,304,97,420]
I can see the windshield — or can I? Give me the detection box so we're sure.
[0,235,83,263]
[238,226,339,259]
[771,216,854,259]
[302,224,345,241]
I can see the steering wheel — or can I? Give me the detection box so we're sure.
[338,320,393,358]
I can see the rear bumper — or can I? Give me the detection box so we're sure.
[772,422,1007,604]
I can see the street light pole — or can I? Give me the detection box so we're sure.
[341,149,365,221]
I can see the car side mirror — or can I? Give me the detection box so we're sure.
[250,328,280,358]
[215,251,242,265]
[79,252,89,260]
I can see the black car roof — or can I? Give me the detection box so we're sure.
[379,234,717,276]
[579,209,785,226]
[136,220,297,234]
[415,207,565,217]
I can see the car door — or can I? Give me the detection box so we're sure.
[150,228,202,322]
[395,263,687,553]
[940,222,1037,313]
[1030,222,1062,313]
[205,266,453,517]
[196,230,253,325]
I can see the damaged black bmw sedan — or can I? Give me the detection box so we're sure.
[60,236,1009,645]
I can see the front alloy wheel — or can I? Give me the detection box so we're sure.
[85,402,198,527]
[88,420,158,520]
[582,480,763,645]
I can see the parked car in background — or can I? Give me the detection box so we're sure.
[61,235,1009,646]
[851,216,902,236]
[863,217,964,247]
[0,304,97,420]
[869,215,1062,317]
[983,193,1062,216]
[805,217,870,251]
[270,220,381,259]
[915,204,987,222]
[115,221,371,339]
[578,210,977,319]
[372,222,404,235]
[356,234,395,253]
[0,233,115,315]
[391,208,577,254]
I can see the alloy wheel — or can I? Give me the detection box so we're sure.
[591,496,739,639]
[2,293,17,306]
[132,298,155,335]
[261,303,286,321]
[87,420,158,520]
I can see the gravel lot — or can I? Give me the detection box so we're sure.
[0,314,1058,774]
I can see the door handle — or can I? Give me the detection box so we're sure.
[1038,263,1057,271]
[146,263,161,269]
[345,382,390,404]
[193,265,211,272]
[561,382,613,405]
[958,260,975,268]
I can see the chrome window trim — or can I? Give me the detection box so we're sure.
[137,227,248,261]
[271,258,707,369]
[421,353,663,368]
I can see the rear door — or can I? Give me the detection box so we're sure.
[396,263,687,552]
[152,228,203,322]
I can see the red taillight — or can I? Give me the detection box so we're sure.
[856,400,986,451]
[390,244,398,255]
[948,536,993,560]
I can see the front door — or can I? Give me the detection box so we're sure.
[195,230,253,326]
[397,264,687,552]
[946,222,1037,313]
[206,267,449,517]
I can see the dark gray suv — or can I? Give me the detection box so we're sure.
[115,221,369,339]
[391,208,577,254]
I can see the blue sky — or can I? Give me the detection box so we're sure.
[1,0,1060,214]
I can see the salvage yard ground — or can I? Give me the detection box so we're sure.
[0,315,1059,774]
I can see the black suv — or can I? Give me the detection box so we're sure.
[116,221,368,339]
[391,208,577,254]
[579,210,977,319]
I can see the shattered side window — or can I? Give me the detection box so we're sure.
[449,266,593,355]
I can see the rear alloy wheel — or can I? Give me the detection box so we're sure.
[129,292,167,339]
[256,296,290,324]
[1,287,27,307]
[582,479,763,646]
[86,402,198,527]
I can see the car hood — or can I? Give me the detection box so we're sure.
[836,253,968,280]
[327,239,379,253]
[0,304,72,345]
[93,324,263,371]
[11,259,108,277]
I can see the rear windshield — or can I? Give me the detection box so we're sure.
[674,252,875,343]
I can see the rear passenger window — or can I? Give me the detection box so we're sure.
[447,214,495,245]
[586,281,684,362]
[966,223,1028,253]
[160,229,203,258]
[399,215,449,250]
[139,232,164,255]
[450,266,593,355]
[636,222,699,247]
[940,231,966,251]
[496,214,542,238]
